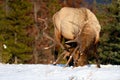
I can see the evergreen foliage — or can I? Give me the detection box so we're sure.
[97,0,120,64]
[0,0,34,63]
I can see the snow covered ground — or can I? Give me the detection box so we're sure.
[0,64,120,80]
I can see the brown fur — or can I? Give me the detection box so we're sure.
[74,23,100,67]
[52,7,101,67]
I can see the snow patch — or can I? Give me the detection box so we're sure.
[0,64,120,80]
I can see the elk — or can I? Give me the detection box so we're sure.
[52,7,101,68]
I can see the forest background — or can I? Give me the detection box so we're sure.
[0,0,120,65]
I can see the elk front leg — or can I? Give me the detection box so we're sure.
[54,28,63,62]
[94,44,100,68]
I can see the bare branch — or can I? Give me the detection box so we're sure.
[38,18,65,50]
[53,50,68,65]
[44,44,55,50]
[65,46,79,67]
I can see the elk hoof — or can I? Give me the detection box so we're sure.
[97,65,101,68]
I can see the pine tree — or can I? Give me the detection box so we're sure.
[0,0,34,63]
[98,0,120,64]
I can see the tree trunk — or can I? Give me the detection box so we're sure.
[5,0,8,15]
[14,33,18,64]
[0,43,2,63]
[33,1,39,64]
